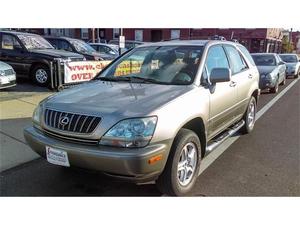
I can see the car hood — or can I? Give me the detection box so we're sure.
[29,49,83,58]
[285,62,298,68]
[44,81,193,118]
[0,61,13,70]
[256,66,276,75]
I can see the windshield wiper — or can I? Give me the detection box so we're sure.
[127,76,167,84]
[96,76,167,84]
[95,76,130,82]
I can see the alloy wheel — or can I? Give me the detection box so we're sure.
[35,69,48,84]
[177,142,198,186]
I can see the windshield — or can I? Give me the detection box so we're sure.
[69,39,97,54]
[252,55,276,66]
[17,34,54,50]
[279,55,298,63]
[96,45,203,85]
[108,44,119,52]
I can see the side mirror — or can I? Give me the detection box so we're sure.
[210,68,231,84]
[278,61,285,65]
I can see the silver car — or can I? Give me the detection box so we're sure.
[251,53,286,93]
[279,54,300,78]
[0,61,16,89]
[24,40,260,196]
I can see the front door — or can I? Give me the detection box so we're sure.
[0,33,30,76]
[204,45,238,138]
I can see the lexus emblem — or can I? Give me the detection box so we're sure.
[59,116,69,126]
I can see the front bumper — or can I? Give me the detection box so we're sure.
[24,126,171,182]
[0,79,16,90]
[286,68,297,76]
[259,77,276,90]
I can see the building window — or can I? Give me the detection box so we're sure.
[113,28,120,39]
[81,28,89,39]
[135,30,143,42]
[171,29,180,40]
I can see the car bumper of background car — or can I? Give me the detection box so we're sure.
[24,126,171,183]
[286,69,297,76]
[259,78,276,90]
[0,77,16,90]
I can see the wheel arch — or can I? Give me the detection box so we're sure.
[29,61,50,77]
[181,117,207,158]
[251,89,259,103]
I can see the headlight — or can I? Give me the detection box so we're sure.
[0,70,5,76]
[32,104,42,124]
[99,117,157,148]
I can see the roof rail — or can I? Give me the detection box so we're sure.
[211,35,226,41]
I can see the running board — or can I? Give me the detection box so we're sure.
[206,120,245,154]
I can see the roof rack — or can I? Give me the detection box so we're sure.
[211,35,226,41]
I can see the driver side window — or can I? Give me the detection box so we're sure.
[1,34,22,50]
[202,45,230,83]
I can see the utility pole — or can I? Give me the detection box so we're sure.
[119,28,124,55]
[92,28,95,43]
[289,28,293,53]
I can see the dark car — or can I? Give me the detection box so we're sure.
[0,31,85,86]
[251,53,286,93]
[89,43,119,59]
[45,36,114,61]
[108,40,146,51]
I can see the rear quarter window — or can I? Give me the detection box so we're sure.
[237,45,256,66]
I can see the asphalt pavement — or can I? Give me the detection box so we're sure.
[0,78,299,196]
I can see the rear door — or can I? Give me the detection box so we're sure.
[223,44,252,118]
[205,45,238,138]
[275,54,285,82]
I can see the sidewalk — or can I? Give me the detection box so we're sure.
[0,85,51,172]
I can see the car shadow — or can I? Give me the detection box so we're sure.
[0,158,162,196]
[0,78,51,93]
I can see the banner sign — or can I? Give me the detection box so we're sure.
[114,61,142,76]
[64,60,143,84]
[64,61,111,83]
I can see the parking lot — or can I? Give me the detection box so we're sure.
[0,77,299,196]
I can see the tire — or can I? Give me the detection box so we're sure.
[294,69,300,79]
[156,128,201,196]
[31,64,50,86]
[241,96,257,134]
[280,75,286,85]
[270,79,279,93]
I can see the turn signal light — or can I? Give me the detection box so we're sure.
[148,154,163,164]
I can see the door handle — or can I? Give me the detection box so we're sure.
[229,81,236,87]
[248,74,253,78]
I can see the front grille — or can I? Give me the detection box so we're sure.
[4,69,14,75]
[43,129,99,145]
[44,109,101,134]
[69,57,85,62]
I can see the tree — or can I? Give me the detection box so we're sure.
[281,35,294,53]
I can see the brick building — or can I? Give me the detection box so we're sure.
[189,28,283,53]
[291,31,300,53]
[10,28,285,53]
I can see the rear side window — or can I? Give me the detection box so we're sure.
[224,45,248,75]
[237,45,256,66]
[58,40,73,52]
[1,34,22,50]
